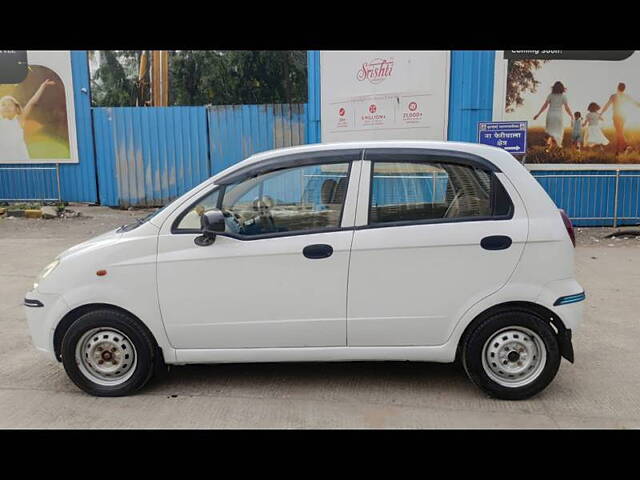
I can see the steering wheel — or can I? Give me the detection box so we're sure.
[220,209,244,233]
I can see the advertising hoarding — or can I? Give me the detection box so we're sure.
[320,51,450,142]
[493,50,640,169]
[0,50,78,164]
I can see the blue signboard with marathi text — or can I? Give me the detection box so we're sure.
[477,121,527,155]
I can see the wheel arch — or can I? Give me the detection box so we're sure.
[53,303,160,362]
[455,301,572,363]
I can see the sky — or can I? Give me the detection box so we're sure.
[504,52,640,129]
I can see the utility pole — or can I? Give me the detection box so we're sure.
[137,50,149,106]
[151,50,169,106]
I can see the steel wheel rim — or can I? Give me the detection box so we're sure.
[75,328,137,386]
[481,326,547,388]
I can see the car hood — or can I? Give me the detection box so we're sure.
[57,228,123,260]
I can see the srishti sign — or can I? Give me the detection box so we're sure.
[356,58,394,85]
[320,51,450,142]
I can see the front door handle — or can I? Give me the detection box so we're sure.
[481,235,512,251]
[303,244,333,259]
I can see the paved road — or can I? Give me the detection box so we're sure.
[1,206,639,428]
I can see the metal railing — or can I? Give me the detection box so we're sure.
[0,165,61,202]
[532,170,640,227]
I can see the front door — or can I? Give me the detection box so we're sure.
[157,152,361,349]
[347,149,528,347]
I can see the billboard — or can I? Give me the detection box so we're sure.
[320,51,449,142]
[0,50,78,164]
[493,50,640,168]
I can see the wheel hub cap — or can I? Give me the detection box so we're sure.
[481,327,547,388]
[75,328,137,386]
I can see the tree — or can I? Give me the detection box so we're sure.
[89,50,308,107]
[505,59,548,112]
[90,50,149,107]
[168,50,232,105]
[169,50,307,105]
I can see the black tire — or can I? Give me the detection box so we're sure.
[461,310,561,400]
[61,309,157,397]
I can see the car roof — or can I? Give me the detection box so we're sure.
[211,140,518,183]
[249,140,503,159]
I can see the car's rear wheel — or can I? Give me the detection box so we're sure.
[61,309,157,397]
[462,311,561,400]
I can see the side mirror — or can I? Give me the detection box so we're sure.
[194,209,226,246]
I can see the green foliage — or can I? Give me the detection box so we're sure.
[89,51,308,107]
[506,59,547,113]
[90,51,145,107]
[170,50,307,105]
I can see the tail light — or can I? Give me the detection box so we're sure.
[559,209,576,247]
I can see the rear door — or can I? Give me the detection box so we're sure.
[347,148,528,346]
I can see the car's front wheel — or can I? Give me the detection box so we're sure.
[462,311,561,400]
[61,309,157,397]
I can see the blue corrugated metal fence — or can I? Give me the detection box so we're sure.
[0,166,60,201]
[208,104,306,175]
[306,50,321,144]
[93,103,307,207]
[448,50,495,142]
[93,107,210,207]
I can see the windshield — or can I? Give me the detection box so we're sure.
[116,206,166,232]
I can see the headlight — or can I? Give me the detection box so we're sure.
[33,258,60,290]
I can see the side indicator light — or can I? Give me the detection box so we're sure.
[24,298,44,307]
[96,270,107,277]
[553,292,586,306]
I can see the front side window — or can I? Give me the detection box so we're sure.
[175,188,220,231]
[217,162,350,237]
[369,161,510,225]
[173,162,351,236]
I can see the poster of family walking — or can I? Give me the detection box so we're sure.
[0,50,78,164]
[494,50,640,166]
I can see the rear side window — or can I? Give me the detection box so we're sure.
[369,161,512,225]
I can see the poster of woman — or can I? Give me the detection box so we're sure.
[0,51,78,164]
[494,51,640,166]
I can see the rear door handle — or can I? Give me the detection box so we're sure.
[303,244,333,259]
[481,235,512,251]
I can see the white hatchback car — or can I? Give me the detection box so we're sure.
[25,141,584,399]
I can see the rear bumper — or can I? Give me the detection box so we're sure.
[556,328,574,363]
[536,278,584,363]
[537,278,585,332]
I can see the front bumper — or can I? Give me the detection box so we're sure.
[23,290,68,360]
